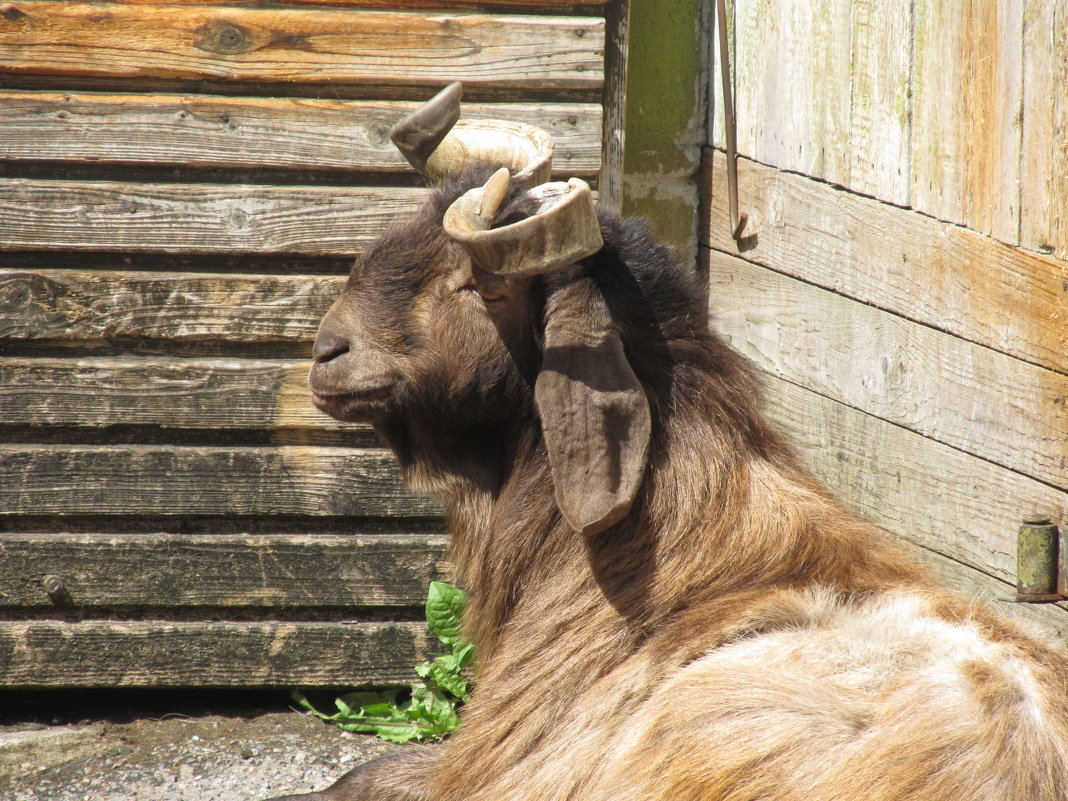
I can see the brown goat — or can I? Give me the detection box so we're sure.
[272,87,1068,801]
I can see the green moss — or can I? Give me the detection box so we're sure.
[622,187,697,260]
[621,0,705,254]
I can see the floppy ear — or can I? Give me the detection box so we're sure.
[534,278,652,536]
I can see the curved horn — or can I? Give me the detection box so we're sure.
[390,83,554,184]
[444,169,603,275]
[388,81,463,176]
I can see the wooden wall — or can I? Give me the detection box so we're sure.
[706,0,1068,635]
[0,0,609,686]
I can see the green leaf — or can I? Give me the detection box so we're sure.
[368,721,424,744]
[337,690,401,715]
[427,658,469,700]
[296,582,477,744]
[451,641,477,670]
[425,581,468,646]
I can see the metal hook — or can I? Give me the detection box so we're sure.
[716,0,748,241]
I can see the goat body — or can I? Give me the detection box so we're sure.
[287,169,1068,801]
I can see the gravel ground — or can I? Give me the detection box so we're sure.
[0,691,413,801]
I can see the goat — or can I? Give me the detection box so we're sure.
[272,83,1068,801]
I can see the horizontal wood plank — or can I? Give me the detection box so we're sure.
[760,374,1067,600]
[0,92,603,176]
[0,358,351,430]
[0,270,341,342]
[0,4,603,90]
[0,620,431,686]
[0,181,423,255]
[705,151,1068,376]
[0,445,443,518]
[707,249,1068,490]
[0,532,449,608]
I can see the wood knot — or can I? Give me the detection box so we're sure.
[195,21,254,55]
[0,275,34,309]
[2,5,28,22]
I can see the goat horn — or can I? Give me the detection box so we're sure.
[391,83,554,184]
[444,172,603,275]
[389,82,463,176]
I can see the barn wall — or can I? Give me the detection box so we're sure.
[0,0,611,686]
[705,0,1068,634]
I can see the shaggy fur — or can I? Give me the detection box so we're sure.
[286,167,1068,801]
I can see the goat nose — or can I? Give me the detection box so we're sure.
[312,332,350,364]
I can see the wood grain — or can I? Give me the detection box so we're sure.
[0,270,342,342]
[0,620,431,686]
[107,0,608,7]
[723,0,910,204]
[0,4,604,90]
[705,152,1068,376]
[730,0,852,187]
[0,445,443,518]
[719,0,1068,252]
[0,181,425,255]
[597,0,627,213]
[0,358,355,431]
[909,0,1023,242]
[1020,0,1068,260]
[0,532,449,608]
[845,0,912,204]
[707,249,1068,490]
[0,92,603,176]
[760,373,1067,610]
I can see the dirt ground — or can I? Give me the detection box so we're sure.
[0,690,409,801]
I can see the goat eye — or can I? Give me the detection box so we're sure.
[459,282,506,303]
[476,284,507,303]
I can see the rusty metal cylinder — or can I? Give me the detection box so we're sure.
[1016,515,1059,596]
[1059,524,1068,598]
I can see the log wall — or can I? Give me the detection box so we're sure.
[706,0,1068,635]
[0,0,610,686]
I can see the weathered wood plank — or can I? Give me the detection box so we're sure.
[760,373,1067,598]
[0,532,449,608]
[0,445,442,518]
[0,181,423,255]
[730,0,853,186]
[845,0,911,204]
[0,4,603,90]
[726,0,913,203]
[0,620,431,687]
[705,152,1068,376]
[707,249,1068,489]
[910,0,1023,243]
[112,0,607,6]
[1020,0,1068,260]
[0,270,341,342]
[0,358,350,431]
[0,93,602,176]
[596,0,627,213]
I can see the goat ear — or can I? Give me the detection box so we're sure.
[534,280,651,536]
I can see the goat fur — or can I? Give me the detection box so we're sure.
[287,169,1068,801]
